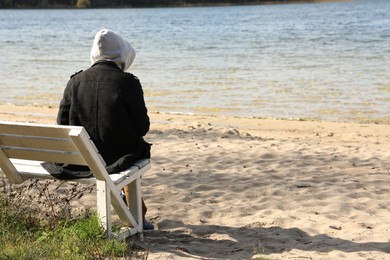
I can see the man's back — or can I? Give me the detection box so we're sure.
[58,60,150,171]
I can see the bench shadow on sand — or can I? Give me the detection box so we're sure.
[139,219,390,259]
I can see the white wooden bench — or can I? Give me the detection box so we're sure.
[0,121,151,240]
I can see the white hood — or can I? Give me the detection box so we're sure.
[90,29,135,71]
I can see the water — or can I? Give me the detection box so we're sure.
[1,0,390,124]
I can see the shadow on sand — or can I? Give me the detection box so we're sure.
[139,219,390,259]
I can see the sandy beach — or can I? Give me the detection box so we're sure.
[1,104,390,259]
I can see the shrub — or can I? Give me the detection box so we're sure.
[76,0,91,8]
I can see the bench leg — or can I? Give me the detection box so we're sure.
[126,179,144,238]
[97,178,144,240]
[96,180,112,238]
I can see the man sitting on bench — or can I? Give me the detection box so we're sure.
[43,29,154,230]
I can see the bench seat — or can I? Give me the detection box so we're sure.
[11,158,150,187]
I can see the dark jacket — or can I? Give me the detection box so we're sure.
[44,61,150,178]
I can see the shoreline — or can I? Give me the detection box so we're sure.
[1,103,390,148]
[0,103,389,127]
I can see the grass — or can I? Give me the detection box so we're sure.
[0,177,141,259]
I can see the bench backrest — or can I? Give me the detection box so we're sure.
[0,121,88,164]
[0,121,106,184]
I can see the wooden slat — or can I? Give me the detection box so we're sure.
[117,164,151,190]
[11,158,44,166]
[0,135,78,152]
[3,148,87,165]
[0,121,83,138]
[10,159,127,184]
[13,163,96,184]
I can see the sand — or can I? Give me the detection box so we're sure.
[1,104,390,259]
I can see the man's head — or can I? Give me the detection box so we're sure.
[90,29,135,71]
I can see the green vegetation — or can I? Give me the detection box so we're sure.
[0,179,137,259]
